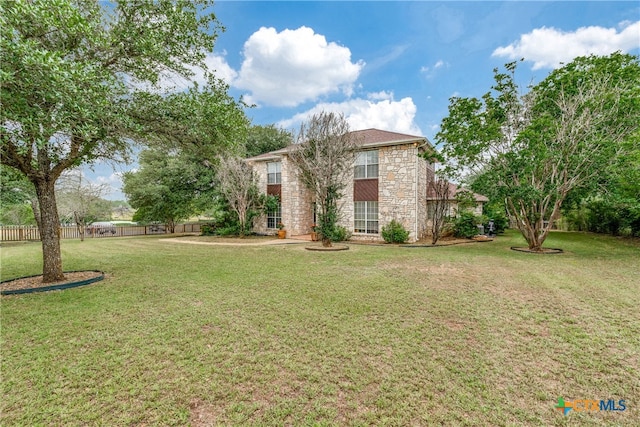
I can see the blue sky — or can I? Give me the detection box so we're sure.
[90,1,640,200]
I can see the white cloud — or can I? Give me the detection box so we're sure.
[234,26,364,107]
[493,21,640,70]
[278,95,422,136]
[420,60,449,78]
[125,52,237,93]
[367,91,394,101]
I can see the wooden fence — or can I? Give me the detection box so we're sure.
[0,223,201,242]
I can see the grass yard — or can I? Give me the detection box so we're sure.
[1,231,639,426]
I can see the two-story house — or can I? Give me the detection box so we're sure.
[247,128,484,243]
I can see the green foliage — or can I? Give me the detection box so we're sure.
[244,125,292,157]
[438,53,640,250]
[454,189,477,213]
[453,212,480,239]
[482,203,509,234]
[327,225,352,243]
[131,76,249,159]
[381,220,410,243]
[564,197,640,237]
[0,0,229,279]
[123,150,215,227]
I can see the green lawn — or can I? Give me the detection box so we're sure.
[1,231,639,426]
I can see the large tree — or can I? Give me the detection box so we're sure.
[1,0,225,281]
[438,53,640,251]
[244,125,292,158]
[288,112,359,247]
[123,150,216,233]
[215,156,265,236]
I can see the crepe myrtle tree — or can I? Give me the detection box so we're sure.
[216,155,272,237]
[437,53,640,251]
[0,0,226,282]
[287,112,359,247]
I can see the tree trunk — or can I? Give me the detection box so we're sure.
[34,178,65,282]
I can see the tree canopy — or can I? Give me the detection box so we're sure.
[123,149,216,232]
[438,53,640,251]
[0,0,244,281]
[244,125,292,158]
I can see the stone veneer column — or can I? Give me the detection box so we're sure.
[378,144,421,242]
[280,156,313,236]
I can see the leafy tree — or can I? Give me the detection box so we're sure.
[244,125,292,158]
[130,76,249,160]
[123,150,215,233]
[215,155,269,237]
[438,53,640,251]
[1,0,223,281]
[288,112,359,247]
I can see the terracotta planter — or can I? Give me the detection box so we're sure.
[277,230,286,239]
[310,232,319,241]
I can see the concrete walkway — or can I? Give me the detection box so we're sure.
[160,235,311,246]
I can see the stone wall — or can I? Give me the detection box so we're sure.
[280,156,314,236]
[250,143,432,242]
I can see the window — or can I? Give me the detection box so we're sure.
[267,203,282,229]
[267,162,281,184]
[354,150,378,179]
[354,201,379,234]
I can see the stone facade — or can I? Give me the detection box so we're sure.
[249,156,313,236]
[248,129,440,243]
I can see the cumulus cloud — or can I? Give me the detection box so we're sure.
[493,21,640,70]
[278,94,422,136]
[234,26,364,107]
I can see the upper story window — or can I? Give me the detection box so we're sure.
[354,150,378,179]
[267,162,281,184]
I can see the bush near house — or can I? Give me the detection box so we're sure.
[381,219,410,243]
[453,211,480,238]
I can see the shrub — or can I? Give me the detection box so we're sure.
[200,223,216,236]
[216,224,241,237]
[326,224,352,242]
[482,204,509,234]
[381,219,410,243]
[453,212,480,239]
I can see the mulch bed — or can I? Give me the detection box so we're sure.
[510,246,564,254]
[1,271,104,294]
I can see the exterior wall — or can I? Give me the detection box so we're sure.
[249,156,314,236]
[280,156,314,236]
[250,142,434,242]
[346,144,428,243]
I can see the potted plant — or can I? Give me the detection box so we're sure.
[310,224,319,241]
[277,222,286,239]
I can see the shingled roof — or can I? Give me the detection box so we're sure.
[246,128,431,162]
